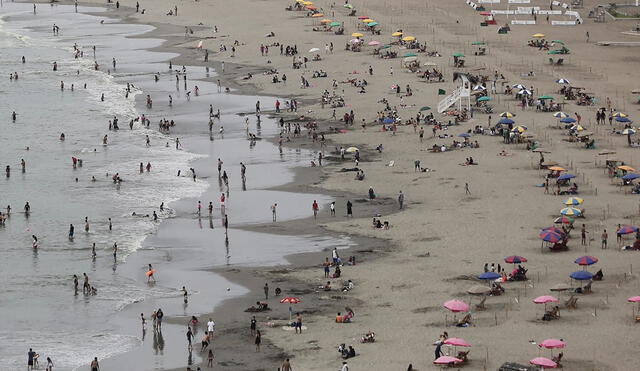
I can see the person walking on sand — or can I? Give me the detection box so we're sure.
[186,326,193,349]
[263,283,269,300]
[465,182,471,195]
[271,203,277,222]
[207,349,214,367]
[581,224,588,245]
[90,357,99,371]
[346,200,353,217]
[312,200,319,219]
[295,312,303,334]
[601,229,608,249]
[250,315,257,336]
[330,201,336,216]
[254,330,261,352]
[281,358,292,371]
[398,191,405,209]
[341,361,349,371]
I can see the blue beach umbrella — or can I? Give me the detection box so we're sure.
[622,173,640,181]
[383,117,394,124]
[616,117,632,123]
[458,133,471,138]
[570,270,593,281]
[556,78,570,84]
[560,117,576,123]
[553,112,569,118]
[557,173,576,181]
[498,118,515,125]
[478,272,501,280]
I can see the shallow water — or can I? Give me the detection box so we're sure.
[0,4,350,370]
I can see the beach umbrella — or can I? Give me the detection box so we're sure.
[367,21,379,27]
[540,230,563,243]
[280,297,302,304]
[532,33,545,38]
[512,84,526,89]
[308,48,320,53]
[477,96,492,102]
[471,41,485,45]
[622,173,640,181]
[613,112,628,118]
[539,339,566,349]
[530,357,557,369]
[458,133,471,138]
[434,356,463,365]
[379,45,391,49]
[423,61,438,66]
[570,125,585,132]
[478,272,501,280]
[311,13,324,17]
[391,31,403,37]
[383,117,394,124]
[552,40,565,44]
[628,296,640,303]
[542,227,564,235]
[617,225,638,235]
[574,256,598,266]
[560,117,576,123]
[453,52,465,57]
[473,85,486,91]
[320,19,333,23]
[570,270,593,281]
[329,21,341,27]
[343,3,353,8]
[519,89,533,95]
[557,173,576,181]
[403,52,417,58]
[467,285,491,295]
[402,36,416,41]
[553,112,569,118]
[554,216,574,225]
[362,18,374,23]
[351,32,364,37]
[504,255,527,264]
[560,207,581,216]
[345,147,358,153]
[349,39,362,44]
[306,5,318,10]
[443,300,469,313]
[538,95,554,100]
[403,56,417,63]
[367,40,380,46]
[616,117,632,123]
[419,106,431,111]
[548,50,564,55]
[444,338,471,347]
[556,78,570,84]
[533,295,559,304]
[619,165,637,172]
[499,112,515,118]
[498,118,515,125]
[563,197,583,205]
[511,125,527,133]
[622,128,636,135]
[357,15,368,19]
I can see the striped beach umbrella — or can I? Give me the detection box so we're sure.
[540,230,563,243]
[554,216,574,225]
[560,207,581,216]
[574,256,598,266]
[499,111,515,118]
[617,225,638,235]
[555,78,570,84]
[563,197,583,205]
[553,111,569,118]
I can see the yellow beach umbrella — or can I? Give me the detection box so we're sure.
[311,13,324,17]
[548,166,566,172]
[346,147,359,153]
[362,18,374,23]
[618,165,637,172]
[351,32,364,37]
[533,33,545,38]
[402,36,416,41]
[392,31,403,37]
[564,197,584,206]
[613,112,628,118]
[320,19,333,24]
[499,112,515,118]
[302,1,313,4]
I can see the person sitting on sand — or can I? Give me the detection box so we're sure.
[342,279,354,292]
[333,265,341,278]
[360,331,375,343]
[368,186,376,199]
[322,281,332,291]
[456,313,472,327]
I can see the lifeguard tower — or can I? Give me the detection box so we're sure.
[437,73,472,114]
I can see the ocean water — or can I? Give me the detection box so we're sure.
[0,3,351,370]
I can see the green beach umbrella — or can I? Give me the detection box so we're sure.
[471,41,485,45]
[538,95,554,100]
[453,52,465,57]
[367,21,379,27]
[552,40,565,44]
[548,50,563,55]
[403,52,417,57]
[379,45,391,49]
[419,106,431,111]
[329,21,341,27]
[344,3,353,8]
[477,96,492,102]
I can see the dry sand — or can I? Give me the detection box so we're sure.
[77,0,640,369]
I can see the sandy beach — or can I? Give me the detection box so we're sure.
[6,0,640,370]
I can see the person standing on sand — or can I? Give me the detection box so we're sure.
[346,200,353,217]
[271,203,277,222]
[398,191,405,209]
[341,361,349,371]
[250,316,257,336]
[264,283,269,300]
[281,358,292,371]
[601,229,608,249]
[254,330,261,352]
[312,200,319,219]
[295,312,303,334]
[581,224,588,245]
[465,183,471,195]
[90,357,99,371]
[330,201,336,216]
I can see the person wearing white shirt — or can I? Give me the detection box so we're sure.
[207,318,215,335]
[341,361,349,371]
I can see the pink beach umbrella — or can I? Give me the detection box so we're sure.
[367,40,381,46]
[443,338,471,347]
[539,339,566,349]
[530,357,557,369]
[433,356,463,365]
[444,299,469,313]
[533,295,559,304]
[628,296,640,303]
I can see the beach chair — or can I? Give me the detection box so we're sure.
[563,295,578,309]
[475,296,487,311]
[552,352,564,368]
[556,58,564,65]
[457,350,470,363]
